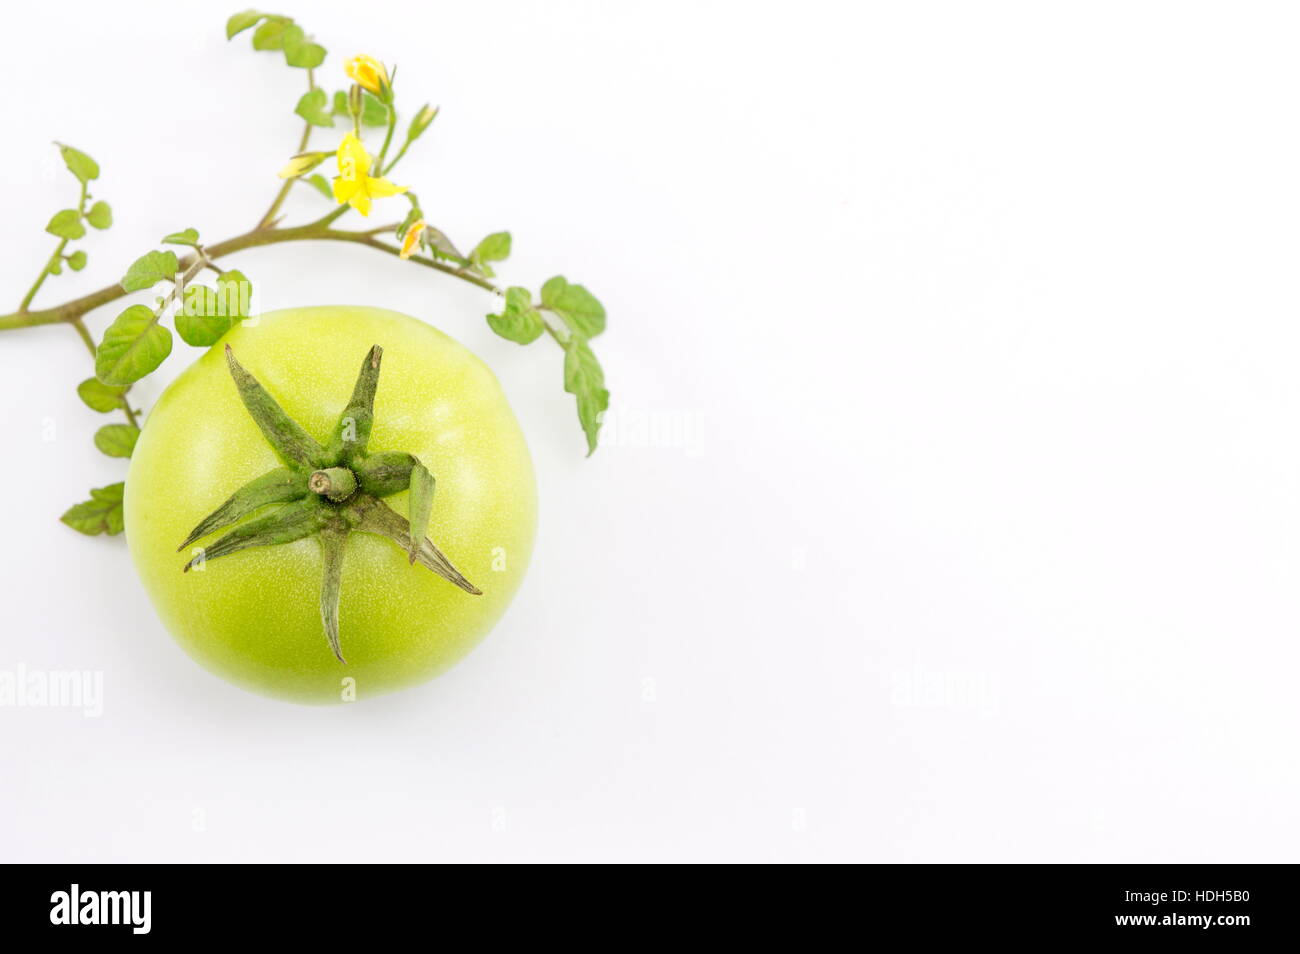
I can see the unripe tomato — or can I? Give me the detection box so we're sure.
[125,306,537,704]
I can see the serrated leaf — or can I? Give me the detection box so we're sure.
[487,287,543,345]
[252,19,287,50]
[76,377,126,413]
[161,228,199,247]
[96,304,172,386]
[175,285,232,346]
[120,250,178,292]
[61,483,125,536]
[226,10,264,39]
[85,201,112,229]
[563,336,609,455]
[56,143,99,183]
[305,174,333,199]
[295,88,334,127]
[542,276,606,338]
[45,209,85,240]
[94,423,140,458]
[67,250,88,271]
[471,231,512,265]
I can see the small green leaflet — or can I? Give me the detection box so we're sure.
[61,483,125,536]
[85,201,112,229]
[563,336,609,455]
[305,174,333,199]
[96,304,173,386]
[94,424,140,458]
[252,19,287,50]
[56,143,99,183]
[295,89,335,127]
[281,24,326,69]
[406,461,435,564]
[45,209,85,240]
[541,276,606,338]
[487,287,543,345]
[175,270,251,347]
[469,232,511,277]
[76,377,127,413]
[217,270,253,320]
[176,287,227,346]
[225,10,265,39]
[333,90,389,126]
[120,250,178,292]
[161,228,200,247]
[67,250,88,271]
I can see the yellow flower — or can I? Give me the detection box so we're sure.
[344,55,389,97]
[400,220,426,259]
[331,132,406,216]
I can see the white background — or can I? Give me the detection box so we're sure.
[1,0,1298,862]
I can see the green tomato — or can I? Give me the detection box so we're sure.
[125,306,537,704]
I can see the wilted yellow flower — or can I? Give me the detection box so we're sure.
[344,55,389,97]
[332,132,407,216]
[277,151,330,179]
[400,219,426,259]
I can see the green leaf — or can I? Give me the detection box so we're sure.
[120,249,178,292]
[563,336,609,455]
[470,232,511,274]
[331,90,387,125]
[94,423,140,458]
[226,10,264,39]
[56,143,99,183]
[67,250,88,271]
[542,276,606,338]
[282,24,325,69]
[85,201,112,229]
[45,209,85,240]
[96,304,173,386]
[295,89,335,127]
[48,258,62,275]
[161,228,199,247]
[487,287,543,345]
[252,19,287,50]
[175,286,231,346]
[407,461,436,564]
[361,91,389,126]
[219,269,253,319]
[60,483,125,536]
[76,377,127,413]
[305,174,333,199]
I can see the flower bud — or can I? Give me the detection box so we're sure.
[344,55,390,100]
[399,219,426,260]
[408,104,439,142]
[277,151,330,179]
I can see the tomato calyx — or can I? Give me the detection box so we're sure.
[177,343,480,664]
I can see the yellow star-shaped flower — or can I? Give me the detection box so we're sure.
[332,132,406,217]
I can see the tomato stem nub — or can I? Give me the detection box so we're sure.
[309,467,358,502]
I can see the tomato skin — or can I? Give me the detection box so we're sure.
[125,306,537,704]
